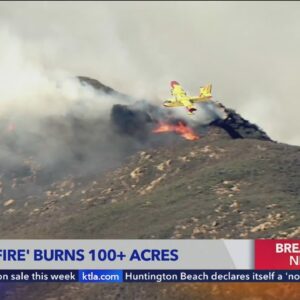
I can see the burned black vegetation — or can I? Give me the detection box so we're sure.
[211,105,271,141]
[111,104,153,142]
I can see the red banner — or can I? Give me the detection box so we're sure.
[255,240,300,270]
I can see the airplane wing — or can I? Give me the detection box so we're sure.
[163,99,184,107]
[190,84,212,102]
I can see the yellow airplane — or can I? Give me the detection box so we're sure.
[163,81,213,115]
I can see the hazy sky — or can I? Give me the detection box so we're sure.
[0,1,300,145]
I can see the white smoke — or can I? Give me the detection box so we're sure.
[0,25,137,178]
[0,2,299,146]
[0,27,127,120]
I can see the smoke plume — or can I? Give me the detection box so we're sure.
[1,2,299,145]
[0,2,298,183]
[0,26,214,181]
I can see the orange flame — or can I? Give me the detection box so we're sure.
[153,122,200,141]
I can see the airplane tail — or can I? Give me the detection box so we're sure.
[199,84,212,98]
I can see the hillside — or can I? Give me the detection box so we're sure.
[0,78,299,299]
[1,127,299,240]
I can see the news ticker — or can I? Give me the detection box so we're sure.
[0,270,300,283]
[0,240,299,275]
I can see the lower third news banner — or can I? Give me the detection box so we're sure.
[0,240,299,283]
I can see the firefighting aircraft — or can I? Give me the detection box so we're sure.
[163,81,214,115]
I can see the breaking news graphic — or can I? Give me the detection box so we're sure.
[0,1,300,299]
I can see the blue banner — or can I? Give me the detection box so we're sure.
[124,270,300,282]
[0,270,78,282]
[78,270,123,283]
[0,270,299,283]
